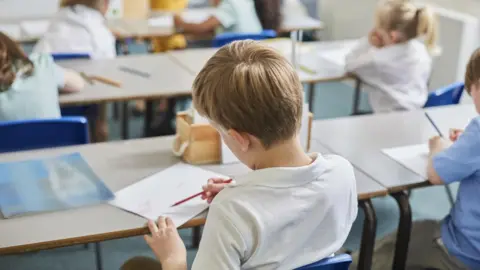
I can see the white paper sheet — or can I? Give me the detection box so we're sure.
[148,16,174,28]
[110,163,227,227]
[181,9,211,23]
[382,144,429,179]
[20,20,49,38]
[317,47,351,67]
[0,24,21,40]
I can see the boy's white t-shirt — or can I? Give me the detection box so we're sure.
[213,0,263,33]
[192,153,358,270]
[34,5,116,59]
[345,38,432,113]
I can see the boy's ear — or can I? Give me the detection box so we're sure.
[228,129,251,152]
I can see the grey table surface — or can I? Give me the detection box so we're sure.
[310,105,477,191]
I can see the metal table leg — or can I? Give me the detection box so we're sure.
[392,192,412,270]
[358,199,377,270]
[94,242,103,270]
[122,102,130,139]
[308,83,315,113]
[352,78,362,115]
[144,100,154,137]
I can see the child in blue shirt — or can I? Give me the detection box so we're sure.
[426,47,480,269]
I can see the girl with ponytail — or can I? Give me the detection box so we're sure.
[345,0,439,113]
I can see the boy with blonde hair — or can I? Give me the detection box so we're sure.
[122,40,358,270]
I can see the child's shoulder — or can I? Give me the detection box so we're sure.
[28,53,56,70]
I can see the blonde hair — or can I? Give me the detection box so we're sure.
[464,48,480,94]
[60,0,108,12]
[192,40,303,149]
[376,0,438,54]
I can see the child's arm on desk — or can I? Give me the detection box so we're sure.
[60,69,85,93]
[174,15,220,35]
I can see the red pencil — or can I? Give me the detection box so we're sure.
[171,179,233,207]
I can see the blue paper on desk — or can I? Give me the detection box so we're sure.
[0,153,114,218]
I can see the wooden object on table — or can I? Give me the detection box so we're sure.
[123,0,150,19]
[174,111,314,165]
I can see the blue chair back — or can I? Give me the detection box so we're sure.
[424,82,465,108]
[212,30,277,48]
[296,254,352,270]
[0,117,89,153]
[51,53,90,61]
[51,53,92,117]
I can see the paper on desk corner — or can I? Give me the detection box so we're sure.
[0,24,21,40]
[317,47,351,67]
[20,20,50,37]
[148,16,174,28]
[382,144,429,179]
[109,163,227,228]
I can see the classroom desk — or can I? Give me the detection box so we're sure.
[310,104,477,270]
[57,53,196,138]
[0,136,387,270]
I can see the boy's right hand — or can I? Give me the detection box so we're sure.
[449,128,464,142]
[201,178,230,204]
[368,29,383,48]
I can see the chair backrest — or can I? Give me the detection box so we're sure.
[51,53,91,61]
[424,82,465,108]
[0,117,89,153]
[295,254,352,270]
[212,30,277,48]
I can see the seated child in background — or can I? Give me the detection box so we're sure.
[345,0,438,113]
[34,0,116,142]
[354,48,480,270]
[121,40,358,270]
[0,32,84,121]
[173,0,263,35]
[150,0,188,52]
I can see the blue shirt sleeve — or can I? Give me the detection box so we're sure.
[213,0,236,29]
[29,53,65,88]
[433,117,480,184]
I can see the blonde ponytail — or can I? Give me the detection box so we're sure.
[416,7,439,54]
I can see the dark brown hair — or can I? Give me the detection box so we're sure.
[192,40,303,149]
[465,48,480,94]
[0,32,34,92]
[254,0,282,31]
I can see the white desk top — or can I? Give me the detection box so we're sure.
[58,54,195,105]
[311,105,477,191]
[169,39,355,84]
[0,134,385,254]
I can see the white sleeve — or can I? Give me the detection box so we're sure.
[191,204,246,270]
[90,27,116,59]
[213,0,236,29]
[345,37,377,74]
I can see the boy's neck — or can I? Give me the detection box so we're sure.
[251,139,312,170]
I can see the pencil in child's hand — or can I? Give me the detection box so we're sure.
[90,76,122,88]
[171,179,233,207]
[425,112,444,137]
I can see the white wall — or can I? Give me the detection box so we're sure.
[0,0,59,18]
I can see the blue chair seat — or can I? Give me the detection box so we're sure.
[213,30,277,48]
[0,117,89,153]
[424,82,464,108]
[296,254,352,270]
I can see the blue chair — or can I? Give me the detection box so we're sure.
[296,254,352,270]
[212,29,277,47]
[424,82,464,108]
[0,117,89,153]
[51,53,92,118]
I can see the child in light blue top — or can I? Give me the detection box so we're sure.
[0,32,84,122]
[173,0,263,35]
[427,48,480,269]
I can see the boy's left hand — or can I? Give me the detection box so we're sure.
[428,136,452,155]
[144,217,187,268]
[173,14,185,28]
